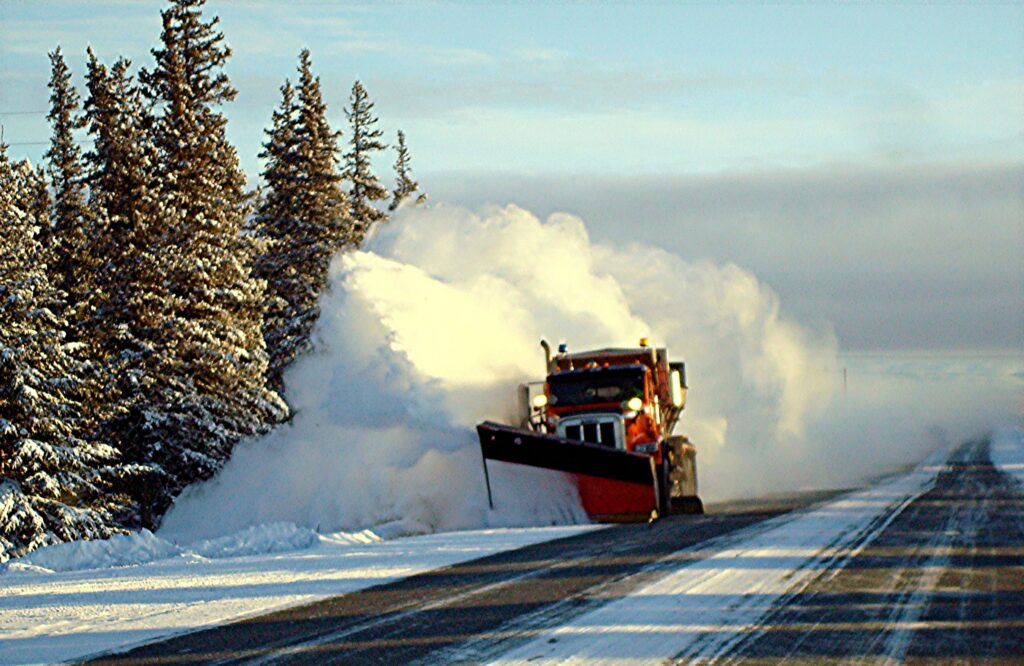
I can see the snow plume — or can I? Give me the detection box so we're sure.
[160,203,1012,540]
[160,203,830,539]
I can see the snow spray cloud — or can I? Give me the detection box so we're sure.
[159,204,834,539]
[160,203,1017,540]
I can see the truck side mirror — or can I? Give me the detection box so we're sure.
[670,370,686,409]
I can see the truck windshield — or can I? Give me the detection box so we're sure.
[547,367,646,407]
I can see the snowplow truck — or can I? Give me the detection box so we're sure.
[478,339,703,521]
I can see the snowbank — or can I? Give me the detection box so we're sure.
[10,529,182,573]
[4,522,321,574]
[188,522,319,559]
[4,516,536,577]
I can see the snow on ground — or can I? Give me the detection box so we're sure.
[0,523,600,665]
[486,449,950,665]
[990,426,1024,486]
[4,523,323,575]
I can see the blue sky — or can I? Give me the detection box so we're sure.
[2,2,1020,174]
[1,1,1022,352]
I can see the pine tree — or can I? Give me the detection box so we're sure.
[0,142,131,562]
[342,80,388,241]
[81,49,161,342]
[15,165,53,250]
[252,51,353,391]
[11,161,44,228]
[79,49,170,523]
[252,78,301,391]
[389,129,426,211]
[295,50,349,249]
[67,50,131,351]
[83,49,158,227]
[131,0,286,523]
[44,47,91,302]
[255,79,300,243]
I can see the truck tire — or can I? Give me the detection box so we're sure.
[657,447,671,517]
[666,436,704,515]
[672,495,704,514]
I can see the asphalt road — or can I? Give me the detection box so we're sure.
[718,438,1024,665]
[83,439,1024,665]
[83,493,828,665]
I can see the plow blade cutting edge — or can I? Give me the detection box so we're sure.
[477,421,661,521]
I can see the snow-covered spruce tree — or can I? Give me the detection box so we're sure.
[0,143,132,562]
[388,129,426,212]
[44,47,92,305]
[83,50,157,229]
[81,49,159,348]
[342,80,388,241]
[44,50,125,463]
[17,165,53,251]
[79,48,173,525]
[252,50,353,391]
[132,0,286,524]
[254,79,300,240]
[251,78,306,392]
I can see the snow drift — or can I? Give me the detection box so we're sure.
[160,203,1018,541]
[6,523,319,573]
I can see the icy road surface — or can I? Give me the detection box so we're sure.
[492,434,1024,664]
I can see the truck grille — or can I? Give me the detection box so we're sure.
[564,421,617,448]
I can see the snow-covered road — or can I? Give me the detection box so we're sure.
[2,428,1020,665]
[493,428,1024,665]
[0,525,600,665]
[487,450,948,664]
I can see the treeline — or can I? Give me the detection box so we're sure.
[0,0,423,562]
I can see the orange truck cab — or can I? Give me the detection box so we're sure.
[478,339,700,522]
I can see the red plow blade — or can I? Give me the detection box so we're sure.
[476,421,660,521]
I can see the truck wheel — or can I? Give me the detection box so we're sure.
[680,453,704,514]
[657,452,671,517]
[673,495,704,514]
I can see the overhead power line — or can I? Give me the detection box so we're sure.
[6,139,91,147]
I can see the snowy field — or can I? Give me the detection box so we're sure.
[0,524,600,665]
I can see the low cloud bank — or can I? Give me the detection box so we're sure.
[160,204,1019,540]
[430,162,1024,352]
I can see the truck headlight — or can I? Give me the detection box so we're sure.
[627,397,643,412]
[532,394,548,409]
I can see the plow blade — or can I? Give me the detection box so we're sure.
[477,421,660,521]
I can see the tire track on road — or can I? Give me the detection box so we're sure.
[721,438,1024,665]
[83,497,823,665]
[488,448,945,665]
